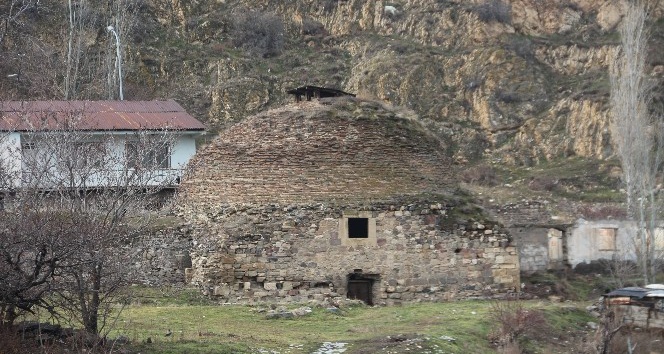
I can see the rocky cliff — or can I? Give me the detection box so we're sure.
[1,0,663,169]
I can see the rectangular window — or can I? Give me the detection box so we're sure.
[126,142,170,169]
[596,228,617,251]
[21,142,39,173]
[348,218,369,238]
[21,142,36,151]
[73,142,106,169]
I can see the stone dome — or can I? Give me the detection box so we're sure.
[181,98,453,206]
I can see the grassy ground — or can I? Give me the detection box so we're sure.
[107,287,596,354]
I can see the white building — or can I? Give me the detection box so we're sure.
[0,100,205,190]
[566,218,664,268]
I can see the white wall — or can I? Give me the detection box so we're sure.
[171,134,197,170]
[567,218,639,268]
[0,132,22,189]
[5,131,200,189]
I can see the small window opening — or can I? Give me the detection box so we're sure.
[348,218,369,238]
[454,248,462,253]
[596,228,617,251]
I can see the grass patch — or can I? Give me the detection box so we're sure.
[103,299,595,354]
[125,285,217,306]
[503,157,622,203]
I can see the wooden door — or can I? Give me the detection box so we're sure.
[347,279,373,305]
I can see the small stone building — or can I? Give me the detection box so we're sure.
[487,201,570,274]
[179,98,519,304]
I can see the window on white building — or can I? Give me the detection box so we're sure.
[126,142,170,169]
[595,228,617,251]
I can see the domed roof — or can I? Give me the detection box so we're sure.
[181,99,453,206]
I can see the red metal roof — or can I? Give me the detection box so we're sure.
[0,100,206,132]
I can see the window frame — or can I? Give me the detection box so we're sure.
[125,140,171,170]
[339,211,377,246]
[595,227,617,251]
[348,217,369,239]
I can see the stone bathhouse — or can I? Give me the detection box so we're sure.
[178,98,519,304]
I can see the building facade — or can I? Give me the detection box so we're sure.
[179,99,520,304]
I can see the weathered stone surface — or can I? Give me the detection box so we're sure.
[182,201,520,304]
[129,224,194,285]
[173,99,520,304]
[181,100,452,207]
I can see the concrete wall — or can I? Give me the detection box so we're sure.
[171,134,197,169]
[187,201,520,305]
[511,227,549,273]
[567,219,639,268]
[511,227,565,274]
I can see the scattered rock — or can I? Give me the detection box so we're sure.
[311,341,347,354]
[265,306,312,319]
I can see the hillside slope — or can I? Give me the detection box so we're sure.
[1,0,663,183]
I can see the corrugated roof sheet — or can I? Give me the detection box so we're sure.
[0,100,206,132]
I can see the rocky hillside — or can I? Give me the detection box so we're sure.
[1,0,663,170]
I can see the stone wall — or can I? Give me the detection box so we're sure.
[510,227,554,274]
[188,201,520,305]
[180,100,452,207]
[129,225,194,285]
[486,201,554,226]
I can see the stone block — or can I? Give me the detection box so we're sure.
[264,282,278,291]
[213,285,231,297]
[282,281,294,291]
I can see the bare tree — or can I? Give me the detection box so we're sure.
[609,0,663,285]
[0,103,180,334]
[1,0,138,100]
[0,0,41,50]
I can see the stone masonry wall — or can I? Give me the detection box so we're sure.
[188,201,520,304]
[509,227,549,274]
[487,201,553,226]
[181,100,452,207]
[129,225,194,285]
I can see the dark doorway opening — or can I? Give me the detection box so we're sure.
[347,271,378,305]
[348,218,369,238]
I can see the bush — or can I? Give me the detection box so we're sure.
[474,0,512,24]
[322,0,337,13]
[232,10,284,58]
[495,89,522,104]
[301,18,326,36]
[488,300,549,351]
[528,176,559,192]
[577,205,627,220]
[506,36,535,61]
[460,164,498,186]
